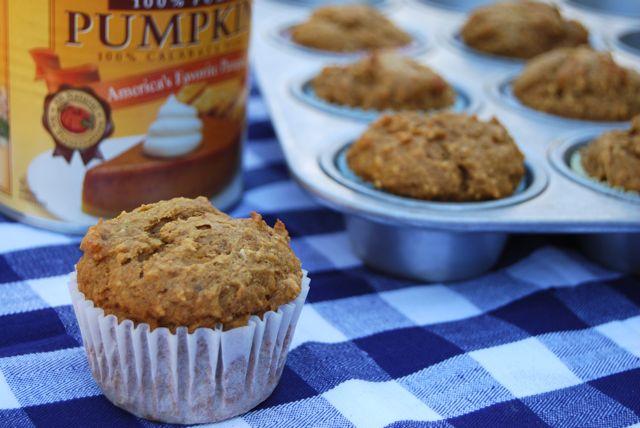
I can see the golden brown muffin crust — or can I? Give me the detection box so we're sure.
[461,1,589,59]
[513,47,640,121]
[347,112,525,201]
[290,5,412,52]
[312,52,455,111]
[581,115,640,192]
[77,197,303,332]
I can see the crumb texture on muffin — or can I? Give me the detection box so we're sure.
[77,197,303,332]
[461,0,588,59]
[290,5,411,52]
[513,47,640,121]
[312,52,455,111]
[581,115,640,192]
[346,112,525,201]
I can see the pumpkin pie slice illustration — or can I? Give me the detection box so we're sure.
[81,79,245,218]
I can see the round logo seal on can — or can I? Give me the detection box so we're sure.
[43,86,113,164]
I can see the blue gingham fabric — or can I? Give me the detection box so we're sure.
[1,84,639,428]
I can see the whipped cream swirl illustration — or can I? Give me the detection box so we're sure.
[143,95,202,158]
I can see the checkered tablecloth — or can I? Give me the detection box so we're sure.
[1,83,639,428]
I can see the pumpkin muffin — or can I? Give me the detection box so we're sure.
[312,52,455,111]
[347,112,525,201]
[77,196,302,332]
[290,5,412,53]
[581,115,640,193]
[461,1,588,59]
[513,47,640,121]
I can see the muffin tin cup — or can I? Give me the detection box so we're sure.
[579,233,640,275]
[319,142,547,281]
[565,0,640,19]
[291,73,481,121]
[487,73,630,128]
[271,24,430,58]
[548,130,640,273]
[346,216,508,281]
[608,27,640,60]
[68,272,310,425]
[548,130,640,205]
[322,142,547,212]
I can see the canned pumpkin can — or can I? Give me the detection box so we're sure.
[0,0,250,232]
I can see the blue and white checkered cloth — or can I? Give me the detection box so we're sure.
[0,83,639,428]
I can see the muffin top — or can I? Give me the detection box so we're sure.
[312,52,455,111]
[347,112,525,201]
[581,115,640,193]
[290,5,412,52]
[513,47,640,121]
[77,197,303,332]
[461,0,588,59]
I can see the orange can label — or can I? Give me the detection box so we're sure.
[0,0,251,230]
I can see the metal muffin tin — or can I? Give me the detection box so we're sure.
[270,24,430,58]
[252,0,640,280]
[290,74,480,121]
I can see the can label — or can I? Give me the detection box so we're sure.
[0,0,250,229]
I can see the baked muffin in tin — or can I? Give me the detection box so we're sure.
[581,116,640,193]
[290,5,412,53]
[513,47,640,121]
[312,52,455,112]
[461,0,588,59]
[346,112,525,201]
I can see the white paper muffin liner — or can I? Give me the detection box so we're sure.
[68,271,310,424]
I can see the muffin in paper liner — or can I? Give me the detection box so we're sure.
[68,270,310,425]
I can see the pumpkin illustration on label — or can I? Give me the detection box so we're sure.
[60,104,95,134]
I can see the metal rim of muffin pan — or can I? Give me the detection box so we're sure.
[320,141,548,212]
[607,27,640,60]
[563,0,640,19]
[290,73,481,121]
[269,23,430,59]
[548,130,640,205]
[487,73,631,128]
